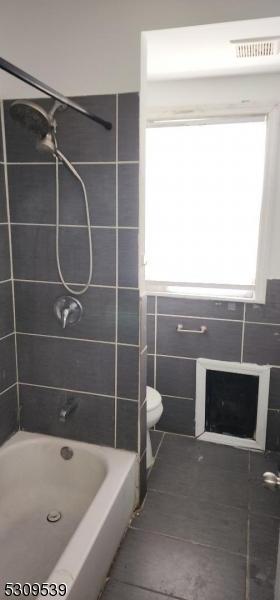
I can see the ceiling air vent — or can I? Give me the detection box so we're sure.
[231,36,280,58]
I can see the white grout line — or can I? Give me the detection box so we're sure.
[114,94,119,449]
[10,222,138,230]
[0,101,20,423]
[118,396,138,403]
[150,353,196,361]
[13,278,139,290]
[241,304,246,363]
[0,278,12,285]
[153,296,157,389]
[130,524,247,558]
[157,313,243,323]
[19,381,115,399]
[17,331,139,347]
[0,331,15,343]
[7,160,139,166]
[0,382,17,397]
[162,394,195,401]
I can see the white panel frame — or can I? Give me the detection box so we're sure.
[196,358,270,450]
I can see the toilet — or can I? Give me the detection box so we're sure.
[146,386,163,469]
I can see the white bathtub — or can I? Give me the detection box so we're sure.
[0,431,138,599]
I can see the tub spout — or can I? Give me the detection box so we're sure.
[59,397,78,422]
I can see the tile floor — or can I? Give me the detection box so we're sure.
[101,432,280,600]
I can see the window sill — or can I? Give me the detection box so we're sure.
[145,283,265,304]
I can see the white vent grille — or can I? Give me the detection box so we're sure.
[231,36,280,58]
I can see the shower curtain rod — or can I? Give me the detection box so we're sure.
[0,57,112,130]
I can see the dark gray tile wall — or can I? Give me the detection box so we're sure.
[148,281,280,450]
[2,92,145,497]
[0,104,17,444]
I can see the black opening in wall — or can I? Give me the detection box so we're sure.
[205,370,259,438]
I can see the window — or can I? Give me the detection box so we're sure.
[145,116,267,300]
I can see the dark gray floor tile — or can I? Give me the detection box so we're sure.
[0,224,11,281]
[150,430,164,456]
[157,296,244,320]
[250,449,280,478]
[118,163,139,227]
[118,228,138,288]
[249,513,279,561]
[59,164,116,226]
[269,368,280,409]
[102,580,167,600]
[246,280,280,325]
[0,335,16,393]
[4,98,55,163]
[12,225,116,286]
[266,410,280,451]
[147,296,155,314]
[110,528,246,600]
[15,281,116,342]
[157,315,242,360]
[0,281,14,338]
[147,355,154,387]
[156,355,196,398]
[8,164,56,224]
[0,166,7,223]
[243,323,280,365]
[249,476,280,518]
[134,489,247,555]
[249,558,276,600]
[117,344,139,400]
[116,398,138,452]
[147,315,155,354]
[118,289,139,345]
[158,433,249,473]
[157,396,195,436]
[18,333,115,396]
[149,458,249,508]
[20,384,115,446]
[118,93,139,161]
[0,385,18,445]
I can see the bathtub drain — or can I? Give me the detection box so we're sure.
[47,511,62,523]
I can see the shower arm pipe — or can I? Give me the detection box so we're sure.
[0,57,112,130]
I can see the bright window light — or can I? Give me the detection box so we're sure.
[145,119,267,295]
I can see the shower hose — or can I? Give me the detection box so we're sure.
[54,149,93,295]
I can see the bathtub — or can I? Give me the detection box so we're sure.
[0,431,138,599]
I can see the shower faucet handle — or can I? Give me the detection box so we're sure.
[62,307,70,329]
[54,296,83,329]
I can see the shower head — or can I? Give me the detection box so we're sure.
[9,100,55,137]
[36,132,56,155]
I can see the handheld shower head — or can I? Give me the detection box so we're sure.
[9,100,55,137]
[36,132,56,155]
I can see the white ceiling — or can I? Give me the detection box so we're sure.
[146,17,280,80]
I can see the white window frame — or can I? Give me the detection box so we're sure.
[143,106,280,304]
